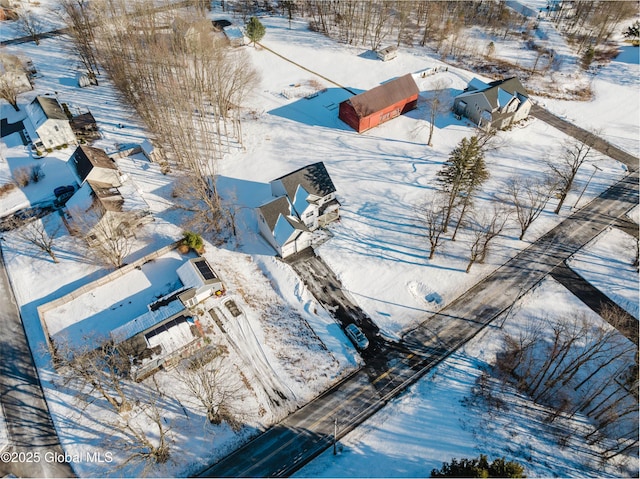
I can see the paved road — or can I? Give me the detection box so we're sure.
[550,262,638,345]
[530,104,639,171]
[199,169,638,477]
[0,244,74,478]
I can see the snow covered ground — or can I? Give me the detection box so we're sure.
[569,226,639,319]
[296,278,637,478]
[0,0,638,477]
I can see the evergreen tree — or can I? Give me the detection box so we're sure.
[246,16,266,46]
[623,20,640,44]
[431,454,526,478]
[436,135,488,233]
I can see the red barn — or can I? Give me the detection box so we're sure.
[339,74,420,133]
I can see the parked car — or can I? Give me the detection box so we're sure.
[54,185,75,197]
[345,323,369,350]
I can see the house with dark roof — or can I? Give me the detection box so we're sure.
[65,145,151,245]
[453,77,531,130]
[339,74,420,133]
[257,162,339,257]
[25,96,76,149]
[70,145,121,187]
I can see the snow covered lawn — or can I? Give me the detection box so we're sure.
[568,226,639,319]
[296,278,638,478]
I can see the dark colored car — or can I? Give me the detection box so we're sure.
[54,185,75,197]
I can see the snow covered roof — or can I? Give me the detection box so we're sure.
[259,196,309,246]
[344,74,419,118]
[292,184,311,216]
[457,77,529,111]
[272,162,336,201]
[467,77,489,91]
[259,196,295,230]
[177,257,221,289]
[31,95,67,121]
[110,298,186,343]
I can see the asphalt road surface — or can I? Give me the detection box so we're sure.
[0,245,74,478]
[198,168,638,478]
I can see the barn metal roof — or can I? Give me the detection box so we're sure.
[344,74,419,118]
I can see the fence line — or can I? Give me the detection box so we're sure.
[37,240,182,353]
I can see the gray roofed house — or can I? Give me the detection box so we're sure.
[25,95,77,149]
[271,162,336,203]
[257,162,339,258]
[453,76,531,130]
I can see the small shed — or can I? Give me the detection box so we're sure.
[339,74,419,133]
[376,45,397,61]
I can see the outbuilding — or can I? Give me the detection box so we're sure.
[339,74,419,133]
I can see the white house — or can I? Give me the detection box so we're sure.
[257,162,339,258]
[453,77,531,130]
[257,196,313,258]
[110,255,224,380]
[176,257,225,308]
[25,96,76,149]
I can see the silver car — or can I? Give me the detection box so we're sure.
[345,323,369,350]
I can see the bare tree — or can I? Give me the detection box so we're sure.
[54,336,132,414]
[70,205,140,269]
[416,193,448,260]
[117,381,171,473]
[15,6,46,45]
[424,78,450,147]
[548,138,596,214]
[506,175,557,240]
[0,76,21,111]
[14,216,61,263]
[466,205,510,273]
[173,346,245,429]
[58,0,101,82]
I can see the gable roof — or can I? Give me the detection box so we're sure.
[32,96,68,121]
[344,74,419,118]
[272,162,336,201]
[110,298,186,343]
[258,196,309,246]
[458,77,529,111]
[71,145,117,183]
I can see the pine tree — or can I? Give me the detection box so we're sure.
[246,16,266,46]
[431,454,526,478]
[436,135,487,233]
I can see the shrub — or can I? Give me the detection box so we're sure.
[30,165,44,183]
[182,231,204,253]
[0,182,17,197]
[14,166,31,187]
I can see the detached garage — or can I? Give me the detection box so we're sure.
[339,74,419,133]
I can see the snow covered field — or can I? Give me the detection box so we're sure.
[569,227,639,319]
[297,277,637,478]
[0,0,638,477]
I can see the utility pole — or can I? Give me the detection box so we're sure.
[333,417,337,455]
[573,164,602,209]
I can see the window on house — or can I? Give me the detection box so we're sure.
[54,126,59,132]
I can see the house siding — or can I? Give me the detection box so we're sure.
[36,119,76,148]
